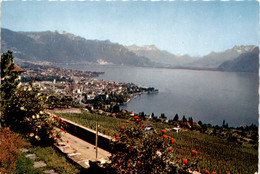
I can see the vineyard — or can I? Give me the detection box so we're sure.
[58,112,258,174]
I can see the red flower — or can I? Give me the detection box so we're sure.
[115,136,120,140]
[162,130,167,134]
[170,138,174,144]
[163,134,167,139]
[51,131,54,134]
[204,170,210,174]
[212,172,217,174]
[191,150,197,155]
[120,126,125,130]
[126,120,129,123]
[53,135,56,139]
[118,160,121,164]
[168,147,172,151]
[64,131,67,134]
[137,161,141,165]
[135,119,141,124]
[134,116,139,119]
[67,140,69,143]
[61,127,64,130]
[182,158,188,165]
[141,124,145,128]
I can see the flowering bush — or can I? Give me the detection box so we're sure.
[1,51,64,144]
[106,120,200,173]
[2,83,65,144]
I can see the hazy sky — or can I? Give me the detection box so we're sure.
[2,1,259,56]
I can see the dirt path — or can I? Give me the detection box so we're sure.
[47,108,82,114]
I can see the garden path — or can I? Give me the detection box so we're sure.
[55,131,111,169]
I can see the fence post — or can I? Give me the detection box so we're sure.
[95,122,98,160]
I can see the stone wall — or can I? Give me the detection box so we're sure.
[62,118,113,152]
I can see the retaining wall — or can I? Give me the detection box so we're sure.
[61,118,113,152]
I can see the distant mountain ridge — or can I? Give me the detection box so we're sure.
[1,28,152,66]
[184,45,257,69]
[217,47,259,73]
[1,28,258,73]
[126,44,199,67]
[128,44,258,72]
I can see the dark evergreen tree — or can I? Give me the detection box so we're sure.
[160,113,166,119]
[189,117,193,125]
[151,113,155,119]
[222,120,226,128]
[182,115,187,122]
[140,112,145,120]
[173,114,179,121]
[112,104,120,113]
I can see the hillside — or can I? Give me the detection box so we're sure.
[1,28,153,66]
[218,47,259,73]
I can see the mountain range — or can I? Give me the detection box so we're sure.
[1,28,152,67]
[1,28,258,73]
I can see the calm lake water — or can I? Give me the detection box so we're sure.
[56,64,259,127]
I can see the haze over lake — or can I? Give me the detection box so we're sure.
[56,64,258,127]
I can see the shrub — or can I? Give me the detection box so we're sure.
[0,127,28,173]
[106,121,199,173]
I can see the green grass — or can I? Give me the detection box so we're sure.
[15,154,43,174]
[59,112,258,174]
[15,143,80,174]
[29,146,81,174]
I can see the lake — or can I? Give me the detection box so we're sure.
[56,64,259,127]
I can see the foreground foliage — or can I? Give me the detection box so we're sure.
[60,112,258,174]
[105,118,199,173]
[1,51,65,144]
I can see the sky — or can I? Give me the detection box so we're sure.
[1,1,259,57]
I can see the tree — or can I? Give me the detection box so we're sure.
[222,120,226,128]
[140,112,145,120]
[173,114,179,121]
[182,115,187,122]
[46,94,61,109]
[112,104,120,113]
[1,51,20,110]
[160,113,166,119]
[61,95,73,108]
[189,117,193,125]
[1,51,65,144]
